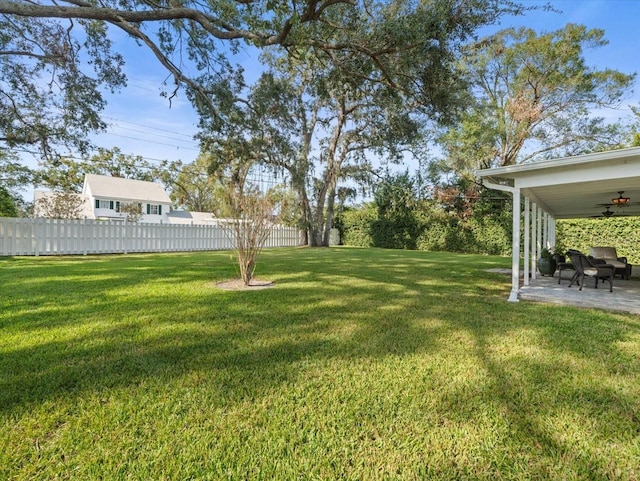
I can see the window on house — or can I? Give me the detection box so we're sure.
[96,199,113,209]
[146,204,162,215]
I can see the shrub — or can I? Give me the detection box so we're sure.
[557,217,640,264]
[340,205,376,247]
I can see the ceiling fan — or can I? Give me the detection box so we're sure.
[612,191,631,206]
[601,206,614,218]
[591,191,636,217]
[591,204,635,218]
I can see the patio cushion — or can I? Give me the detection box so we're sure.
[583,267,600,277]
[590,246,622,262]
[589,246,631,277]
[589,247,627,269]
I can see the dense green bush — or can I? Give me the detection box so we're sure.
[340,201,512,256]
[466,217,512,255]
[557,218,640,264]
[339,198,640,262]
[0,186,18,217]
[340,205,376,247]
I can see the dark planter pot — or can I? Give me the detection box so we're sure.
[538,258,557,276]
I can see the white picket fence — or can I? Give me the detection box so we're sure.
[0,217,302,256]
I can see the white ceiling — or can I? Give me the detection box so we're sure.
[477,147,640,219]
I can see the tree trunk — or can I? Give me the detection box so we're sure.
[323,185,336,247]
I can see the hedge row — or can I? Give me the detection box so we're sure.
[556,217,640,264]
[339,205,640,263]
[339,204,512,256]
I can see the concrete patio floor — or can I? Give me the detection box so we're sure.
[518,271,640,315]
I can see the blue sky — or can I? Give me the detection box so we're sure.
[21,0,640,199]
[98,0,640,160]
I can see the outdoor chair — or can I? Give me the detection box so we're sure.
[567,250,615,292]
[589,246,632,280]
[553,252,575,285]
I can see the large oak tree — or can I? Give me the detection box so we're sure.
[1,0,526,160]
[193,1,528,246]
[437,24,635,185]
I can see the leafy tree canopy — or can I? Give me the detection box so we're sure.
[0,185,18,217]
[37,147,160,192]
[0,13,125,158]
[437,23,635,185]
[1,0,528,162]
[192,0,531,245]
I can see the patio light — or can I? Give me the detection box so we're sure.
[612,191,630,206]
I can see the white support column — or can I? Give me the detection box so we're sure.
[531,203,537,280]
[547,215,556,250]
[480,179,521,302]
[523,197,530,286]
[537,205,543,258]
[508,187,521,302]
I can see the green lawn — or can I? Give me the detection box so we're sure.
[1,248,640,480]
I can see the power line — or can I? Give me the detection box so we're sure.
[11,147,176,165]
[103,116,195,139]
[100,132,200,152]
[107,124,199,146]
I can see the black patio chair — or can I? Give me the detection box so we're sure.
[567,250,615,292]
[555,252,575,285]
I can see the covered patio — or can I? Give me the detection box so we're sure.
[478,146,640,310]
[518,270,640,314]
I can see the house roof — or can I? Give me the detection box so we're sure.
[476,146,640,219]
[83,174,172,204]
[166,211,216,224]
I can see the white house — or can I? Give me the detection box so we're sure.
[82,174,172,223]
[34,174,219,224]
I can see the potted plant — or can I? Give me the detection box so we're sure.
[538,247,557,276]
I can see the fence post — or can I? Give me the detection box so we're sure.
[82,217,87,256]
[123,219,128,254]
[35,218,41,256]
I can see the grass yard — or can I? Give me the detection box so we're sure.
[1,247,640,480]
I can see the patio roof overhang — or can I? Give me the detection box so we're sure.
[476,146,640,219]
[476,146,640,303]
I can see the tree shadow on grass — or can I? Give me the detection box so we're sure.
[0,248,516,418]
[1,257,453,414]
[4,248,640,478]
[445,303,640,479]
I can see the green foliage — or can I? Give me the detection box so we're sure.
[557,217,640,264]
[340,204,376,247]
[2,249,640,479]
[0,15,125,158]
[267,184,299,228]
[0,152,31,217]
[0,186,18,217]
[37,148,160,193]
[195,1,529,246]
[414,215,511,256]
[435,23,635,188]
[340,183,512,256]
[540,247,553,259]
[372,172,422,249]
[159,155,226,212]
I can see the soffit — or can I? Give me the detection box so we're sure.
[477,147,640,219]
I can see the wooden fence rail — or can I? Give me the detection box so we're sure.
[0,218,302,256]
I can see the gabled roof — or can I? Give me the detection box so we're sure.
[477,146,640,219]
[83,174,171,204]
